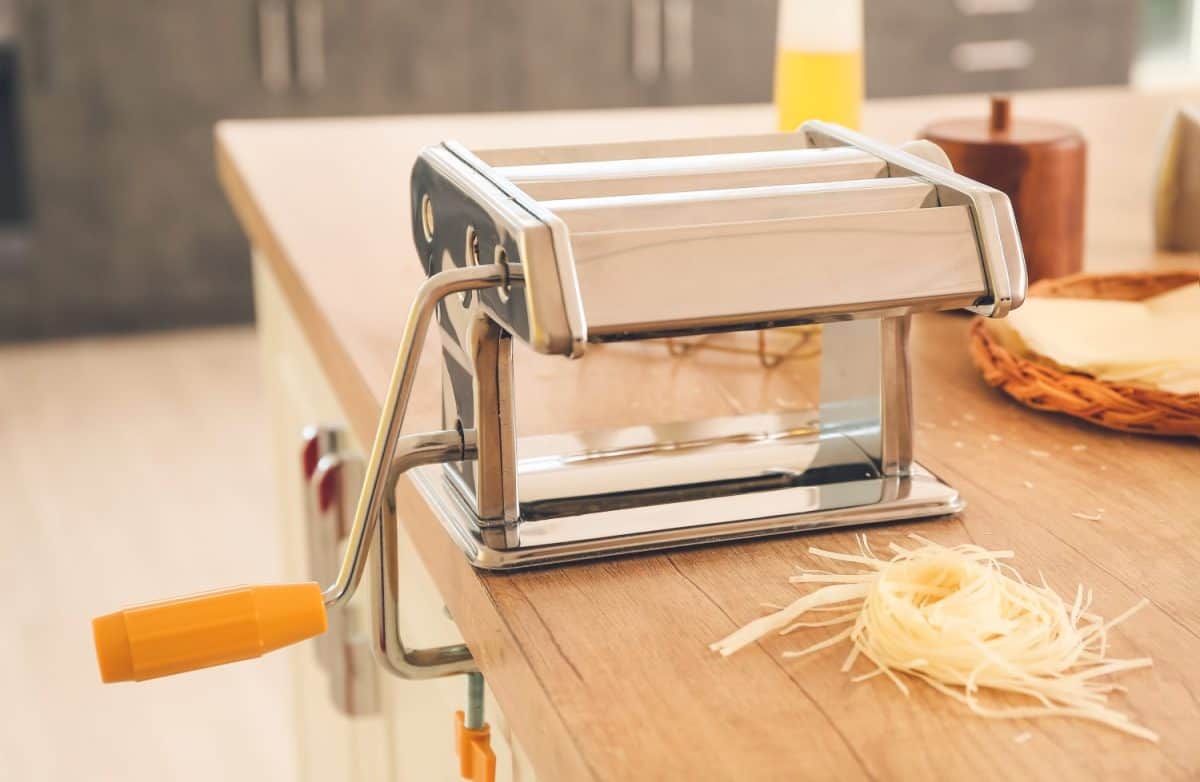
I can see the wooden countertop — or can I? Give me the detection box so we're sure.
[217,87,1200,781]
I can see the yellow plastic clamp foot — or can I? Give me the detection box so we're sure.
[455,710,497,782]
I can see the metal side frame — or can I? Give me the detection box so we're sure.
[801,120,1028,318]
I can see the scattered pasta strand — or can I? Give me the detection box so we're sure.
[709,535,1157,742]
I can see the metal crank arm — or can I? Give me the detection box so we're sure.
[91,264,510,682]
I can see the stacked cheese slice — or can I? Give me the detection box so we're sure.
[993,282,1200,394]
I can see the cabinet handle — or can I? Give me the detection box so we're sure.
[257,0,291,93]
[954,0,1036,14]
[301,427,341,586]
[294,0,325,93]
[631,0,662,85]
[950,39,1034,73]
[312,450,381,717]
[301,426,340,671]
[663,0,692,81]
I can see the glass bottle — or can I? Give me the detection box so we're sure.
[775,0,864,131]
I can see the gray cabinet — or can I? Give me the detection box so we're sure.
[496,0,652,110]
[12,0,273,337]
[671,0,775,106]
[307,0,483,114]
[866,0,1138,98]
[10,0,116,336]
[312,0,653,113]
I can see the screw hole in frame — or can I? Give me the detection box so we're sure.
[460,226,479,306]
[420,194,435,243]
[495,246,511,302]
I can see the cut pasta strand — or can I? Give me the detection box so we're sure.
[710,535,1157,741]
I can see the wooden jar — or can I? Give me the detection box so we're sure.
[922,96,1087,283]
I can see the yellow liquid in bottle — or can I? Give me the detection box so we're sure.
[774,49,863,131]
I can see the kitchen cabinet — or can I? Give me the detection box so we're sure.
[9,0,114,337]
[492,0,654,110]
[298,0,487,115]
[307,0,663,113]
[13,0,272,337]
[668,0,775,106]
[866,0,1138,97]
[616,0,1139,105]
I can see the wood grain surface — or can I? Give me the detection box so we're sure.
[217,86,1200,781]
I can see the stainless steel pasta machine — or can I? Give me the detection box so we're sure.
[401,120,1025,569]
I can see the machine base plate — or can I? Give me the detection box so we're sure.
[410,461,963,570]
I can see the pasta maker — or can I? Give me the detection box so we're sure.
[91,122,1025,685]
[402,120,1025,568]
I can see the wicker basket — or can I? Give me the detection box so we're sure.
[969,269,1200,438]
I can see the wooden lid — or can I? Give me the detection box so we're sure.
[923,96,1084,148]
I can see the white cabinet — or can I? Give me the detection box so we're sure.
[251,251,536,781]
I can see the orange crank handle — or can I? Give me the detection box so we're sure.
[92,583,327,683]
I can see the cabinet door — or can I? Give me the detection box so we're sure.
[80,0,291,122]
[498,0,654,110]
[666,0,776,106]
[309,0,487,115]
[97,120,255,331]
[13,0,118,336]
[78,0,284,330]
[13,0,278,338]
[865,0,1137,98]
[310,0,651,115]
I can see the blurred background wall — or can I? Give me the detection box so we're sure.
[0,0,1195,340]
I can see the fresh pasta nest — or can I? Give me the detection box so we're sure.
[711,535,1156,741]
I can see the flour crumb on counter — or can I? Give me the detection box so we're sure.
[1023,480,1035,489]
[1014,732,1033,744]
[989,434,1003,442]
[1072,511,1103,521]
[1030,449,1050,458]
